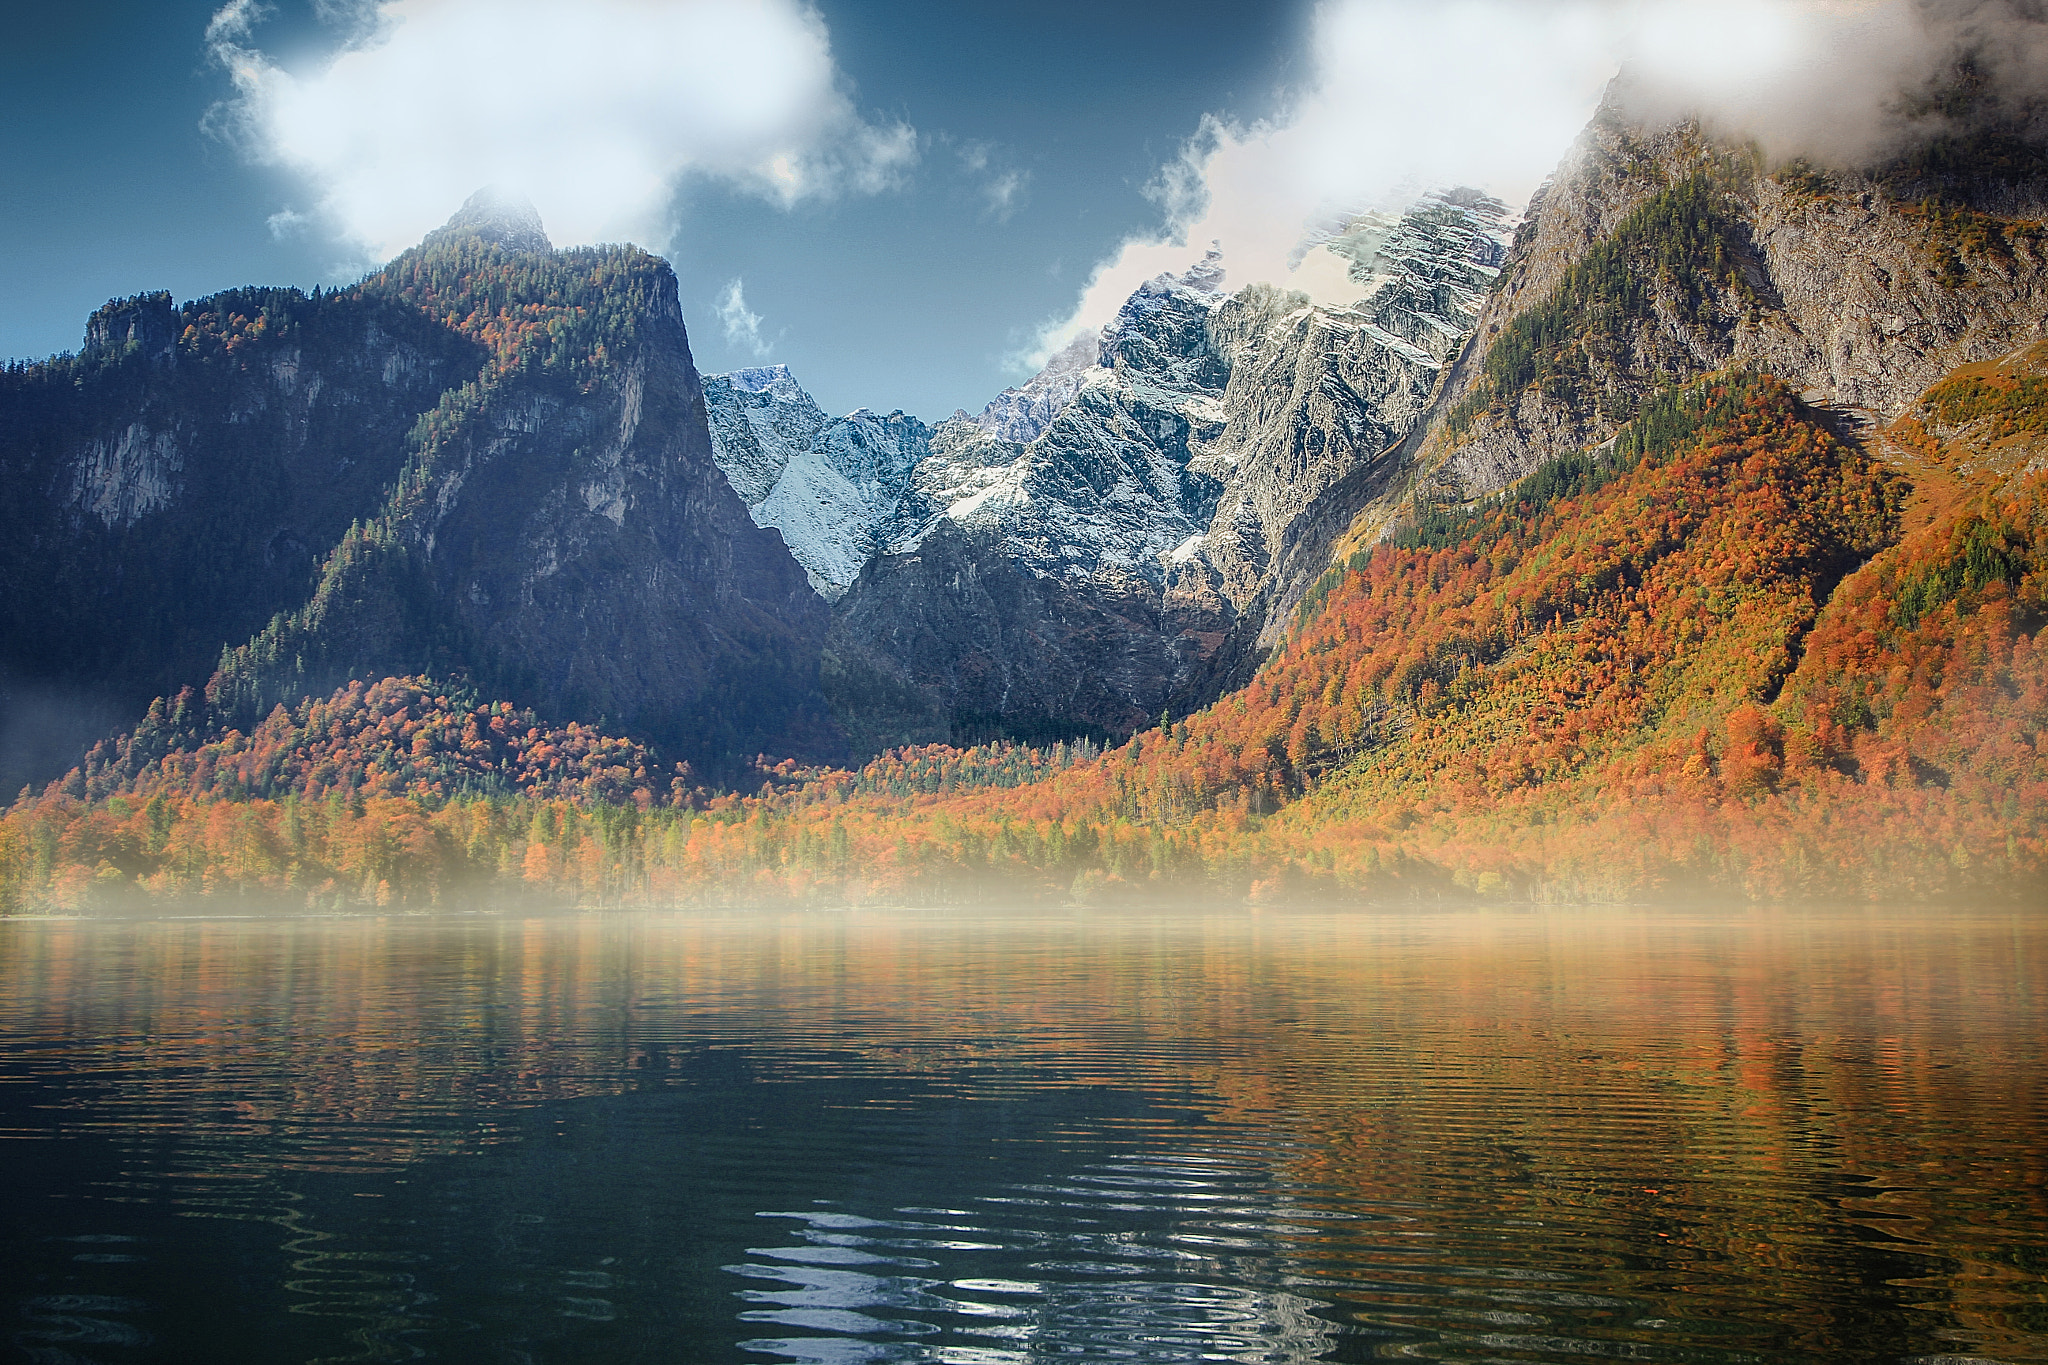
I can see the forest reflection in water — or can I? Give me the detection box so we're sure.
[0,907,2042,1364]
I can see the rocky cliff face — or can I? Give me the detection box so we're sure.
[204,213,840,774]
[756,408,930,596]
[704,365,828,504]
[1419,91,2048,502]
[1191,190,1513,645]
[969,331,1101,443]
[703,368,929,598]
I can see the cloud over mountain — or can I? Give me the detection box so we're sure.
[1028,0,2048,368]
[206,0,916,259]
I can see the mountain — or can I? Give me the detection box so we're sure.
[1412,85,2048,506]
[0,286,484,798]
[2,195,841,790]
[702,365,829,505]
[798,194,1515,756]
[703,367,930,598]
[969,331,1101,444]
[424,185,553,254]
[7,95,2046,911]
[13,352,2039,911]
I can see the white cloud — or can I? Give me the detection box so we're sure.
[206,0,917,259]
[983,169,1029,221]
[266,207,310,239]
[1024,0,1975,369]
[948,138,1028,222]
[716,278,770,357]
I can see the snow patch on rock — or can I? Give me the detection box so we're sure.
[703,364,828,506]
[705,369,930,598]
[707,191,1513,629]
[757,409,930,596]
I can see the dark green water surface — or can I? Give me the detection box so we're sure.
[0,909,2043,1363]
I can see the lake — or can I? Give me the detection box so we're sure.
[1,908,2042,1363]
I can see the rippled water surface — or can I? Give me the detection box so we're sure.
[2,908,2044,1363]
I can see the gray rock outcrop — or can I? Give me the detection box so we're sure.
[1426,92,2048,499]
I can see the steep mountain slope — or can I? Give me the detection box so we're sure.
[206,208,840,773]
[653,363,2046,906]
[703,369,930,598]
[1414,91,2048,506]
[703,365,828,505]
[0,286,482,798]
[969,331,1101,443]
[10,329,2044,911]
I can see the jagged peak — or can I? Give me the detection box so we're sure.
[425,187,552,254]
[726,363,802,395]
[1122,243,1228,315]
[969,331,1101,443]
[1038,330,1103,377]
[1169,242,1228,295]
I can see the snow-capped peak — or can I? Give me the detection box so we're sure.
[1170,241,1227,296]
[1111,242,1229,330]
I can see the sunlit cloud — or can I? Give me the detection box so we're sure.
[205,0,918,259]
[1020,0,1618,367]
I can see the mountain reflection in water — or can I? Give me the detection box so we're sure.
[0,909,2042,1364]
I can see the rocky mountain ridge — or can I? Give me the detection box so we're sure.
[968,330,1102,444]
[14,86,2048,801]
[704,366,931,598]
[0,285,486,796]
[702,193,1516,756]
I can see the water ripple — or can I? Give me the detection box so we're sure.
[2,910,2043,1364]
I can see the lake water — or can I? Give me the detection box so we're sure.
[1,908,2043,1364]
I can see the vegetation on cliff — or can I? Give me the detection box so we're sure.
[202,238,676,729]
[0,284,480,738]
[1446,174,1752,432]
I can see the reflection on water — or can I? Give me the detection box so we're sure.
[0,909,2043,1363]
[728,1153,1343,1364]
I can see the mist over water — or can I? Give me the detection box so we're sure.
[1,907,2043,1363]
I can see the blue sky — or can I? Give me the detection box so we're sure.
[5,1,1926,420]
[3,0,1317,418]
